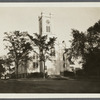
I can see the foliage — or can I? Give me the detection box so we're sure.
[70,20,100,76]
[0,59,5,77]
[4,31,32,78]
[27,33,56,61]
[27,33,56,78]
[84,20,100,75]
[71,29,86,59]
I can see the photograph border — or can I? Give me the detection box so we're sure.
[0,2,100,99]
[0,0,100,2]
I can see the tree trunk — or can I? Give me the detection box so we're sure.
[15,61,19,79]
[16,66,18,79]
[43,61,45,79]
[24,59,27,78]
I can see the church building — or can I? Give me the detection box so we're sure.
[17,12,73,77]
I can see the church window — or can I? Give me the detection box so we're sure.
[50,47,55,56]
[33,54,38,60]
[33,62,38,68]
[36,55,38,59]
[46,26,50,32]
[33,62,35,67]
[33,55,35,59]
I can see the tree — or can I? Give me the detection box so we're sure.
[84,20,100,76]
[70,20,100,76]
[0,59,5,78]
[27,33,56,78]
[70,29,87,59]
[4,31,32,78]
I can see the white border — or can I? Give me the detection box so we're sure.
[0,94,100,98]
[0,2,100,98]
[0,3,99,7]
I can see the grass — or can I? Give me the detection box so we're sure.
[0,78,100,93]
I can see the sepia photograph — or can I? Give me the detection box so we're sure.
[0,3,100,95]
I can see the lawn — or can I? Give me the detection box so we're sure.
[0,78,100,93]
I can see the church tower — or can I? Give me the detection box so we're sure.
[39,12,55,37]
[38,12,57,75]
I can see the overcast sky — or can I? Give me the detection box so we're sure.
[0,6,100,56]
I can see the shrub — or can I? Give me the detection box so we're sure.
[10,73,16,79]
[64,71,74,76]
[27,72,44,78]
[76,69,84,76]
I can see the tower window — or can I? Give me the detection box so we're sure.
[46,26,50,32]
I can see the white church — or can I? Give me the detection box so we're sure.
[16,12,82,77]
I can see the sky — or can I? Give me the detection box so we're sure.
[0,6,100,56]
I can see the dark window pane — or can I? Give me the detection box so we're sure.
[33,62,38,68]
[50,47,55,56]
